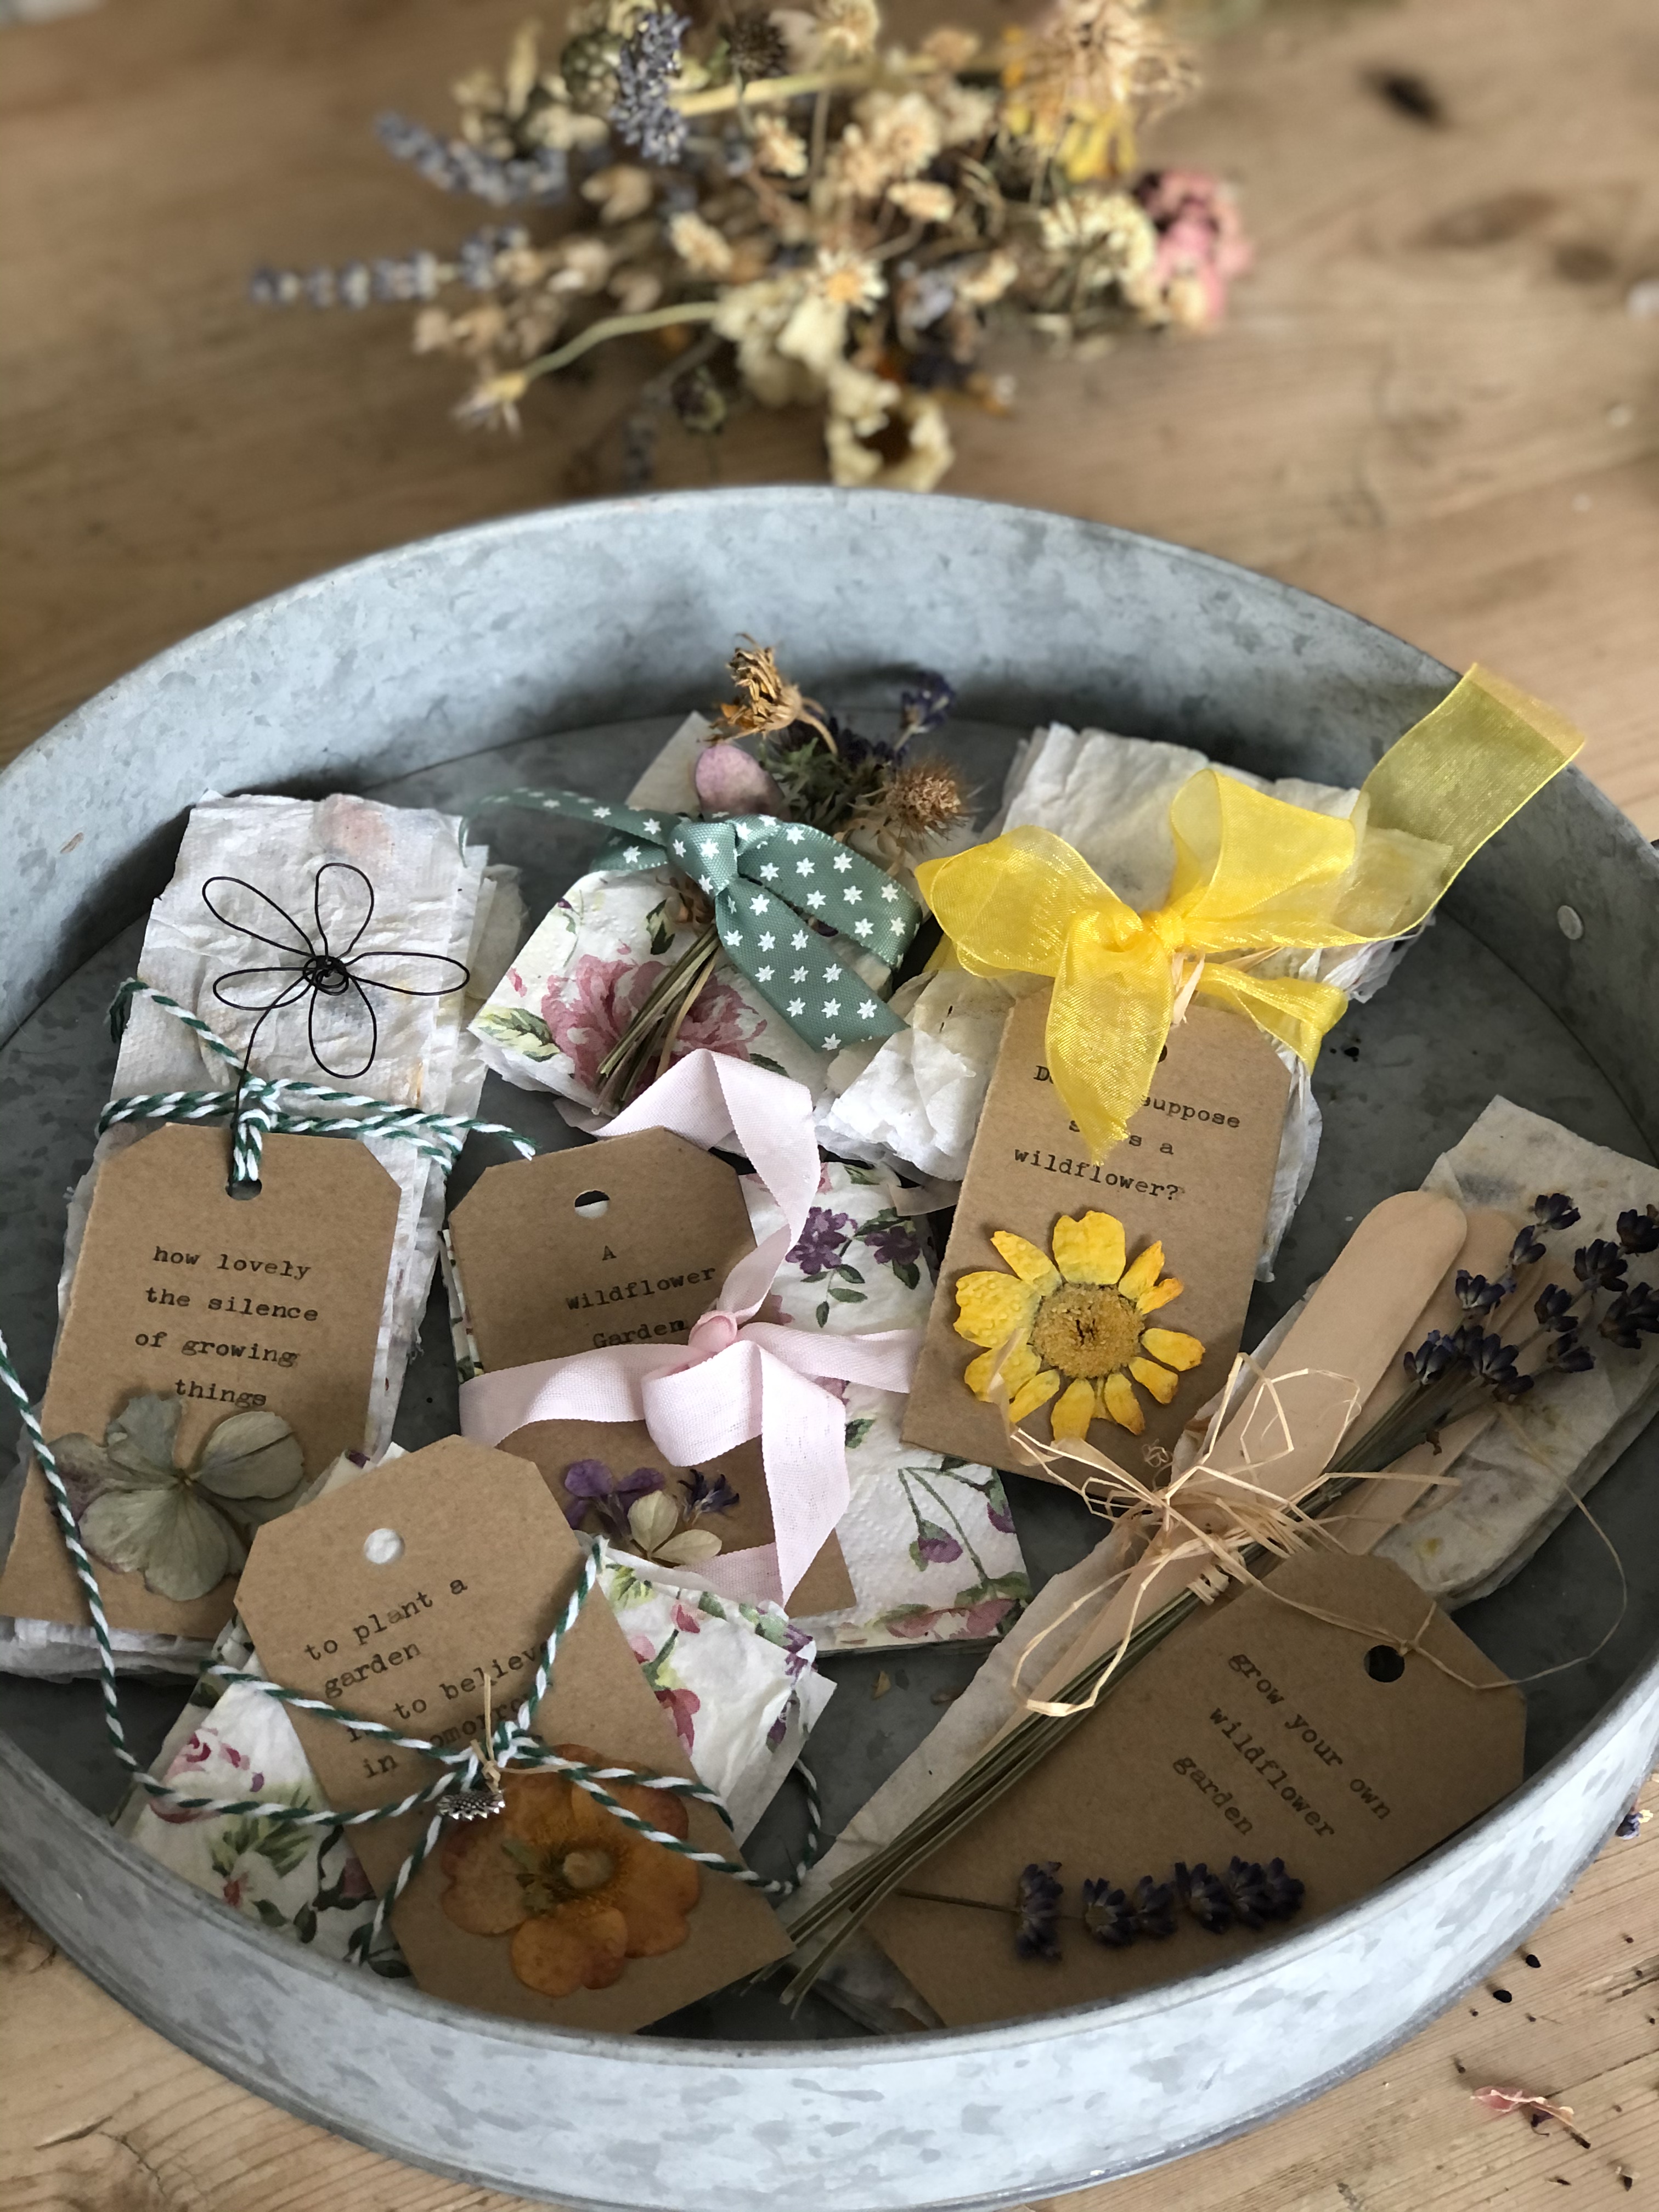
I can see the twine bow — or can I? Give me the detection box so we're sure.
[458,1049,921,1602]
[916,667,1583,1158]
[470,786,922,1054]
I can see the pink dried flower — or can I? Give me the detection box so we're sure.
[1133,168,1251,329]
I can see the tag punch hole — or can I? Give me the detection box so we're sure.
[1364,1644,1407,1683]
[573,1189,611,1220]
[228,1177,263,1201]
[363,1527,404,1566]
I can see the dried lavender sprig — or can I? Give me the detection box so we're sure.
[375,112,572,206]
[610,9,691,167]
[249,229,531,312]
[250,251,448,310]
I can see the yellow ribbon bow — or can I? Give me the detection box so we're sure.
[915,667,1584,1159]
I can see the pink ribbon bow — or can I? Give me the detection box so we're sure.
[459,1050,921,1602]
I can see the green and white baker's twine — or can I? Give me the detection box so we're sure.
[0,978,824,1948]
[105,978,537,1184]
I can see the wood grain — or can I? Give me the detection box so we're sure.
[3,1781,1654,2210]
[0,0,1655,824]
[2,0,1657,2204]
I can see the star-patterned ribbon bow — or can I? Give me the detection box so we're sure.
[472,787,922,1054]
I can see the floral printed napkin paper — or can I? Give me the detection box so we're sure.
[729,1161,1031,1649]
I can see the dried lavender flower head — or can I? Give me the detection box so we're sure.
[1600,1280,1659,1349]
[1574,1238,1629,1293]
[1015,1860,1064,1960]
[897,670,957,742]
[1533,1193,1581,1233]
[1454,1269,1514,1316]
[1617,1204,1659,1256]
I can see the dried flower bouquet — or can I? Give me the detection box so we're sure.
[251,0,1249,492]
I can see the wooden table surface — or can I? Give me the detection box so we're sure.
[2,0,1656,2205]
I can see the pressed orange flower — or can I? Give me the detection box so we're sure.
[439,1746,700,1997]
[952,1210,1203,1438]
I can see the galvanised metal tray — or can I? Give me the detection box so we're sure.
[1,490,1655,2211]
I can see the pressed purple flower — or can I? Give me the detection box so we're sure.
[1533,1193,1581,1233]
[912,1519,963,1566]
[1615,1804,1646,1839]
[1600,1281,1659,1350]
[1534,1283,1578,1332]
[1014,1861,1064,1961]
[686,1466,741,1517]
[786,1206,854,1278]
[1575,1239,1628,1294]
[1617,1204,1659,1256]
[863,1219,923,1271]
[562,1459,664,1533]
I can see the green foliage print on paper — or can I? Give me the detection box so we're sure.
[475,1003,560,1060]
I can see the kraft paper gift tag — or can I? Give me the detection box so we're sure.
[902,994,1292,1480]
[236,1436,791,2028]
[0,1126,399,1641]
[445,1129,856,1614]
[868,1547,1525,2028]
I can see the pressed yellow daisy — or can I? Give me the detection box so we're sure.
[952,1210,1204,1439]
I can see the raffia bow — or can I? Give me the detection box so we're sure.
[470,785,922,1054]
[916,667,1583,1157]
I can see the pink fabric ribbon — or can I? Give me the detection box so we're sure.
[459,1050,921,1601]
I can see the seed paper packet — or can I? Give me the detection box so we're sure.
[441,1150,1032,1648]
[1375,1098,1659,1605]
[820,724,1425,1269]
[0,793,523,1679]
[123,1533,830,1969]
[470,715,844,1124]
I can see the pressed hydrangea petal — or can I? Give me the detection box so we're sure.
[953,1269,1042,1348]
[1135,1275,1184,1315]
[1050,1377,1098,1439]
[964,1339,1040,1401]
[1051,1211,1125,1287]
[1116,1242,1166,1302]
[105,1392,184,1481]
[1130,1356,1180,1404]
[83,1484,241,1601]
[989,1231,1062,1293]
[628,1490,682,1554]
[1008,1369,1061,1423]
[656,1528,724,1566]
[1102,1372,1145,1433]
[196,1408,306,1500]
[1142,1327,1204,1372]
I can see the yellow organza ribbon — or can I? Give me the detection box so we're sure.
[915,666,1583,1158]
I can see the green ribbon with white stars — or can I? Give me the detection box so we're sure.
[471,787,922,1054]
